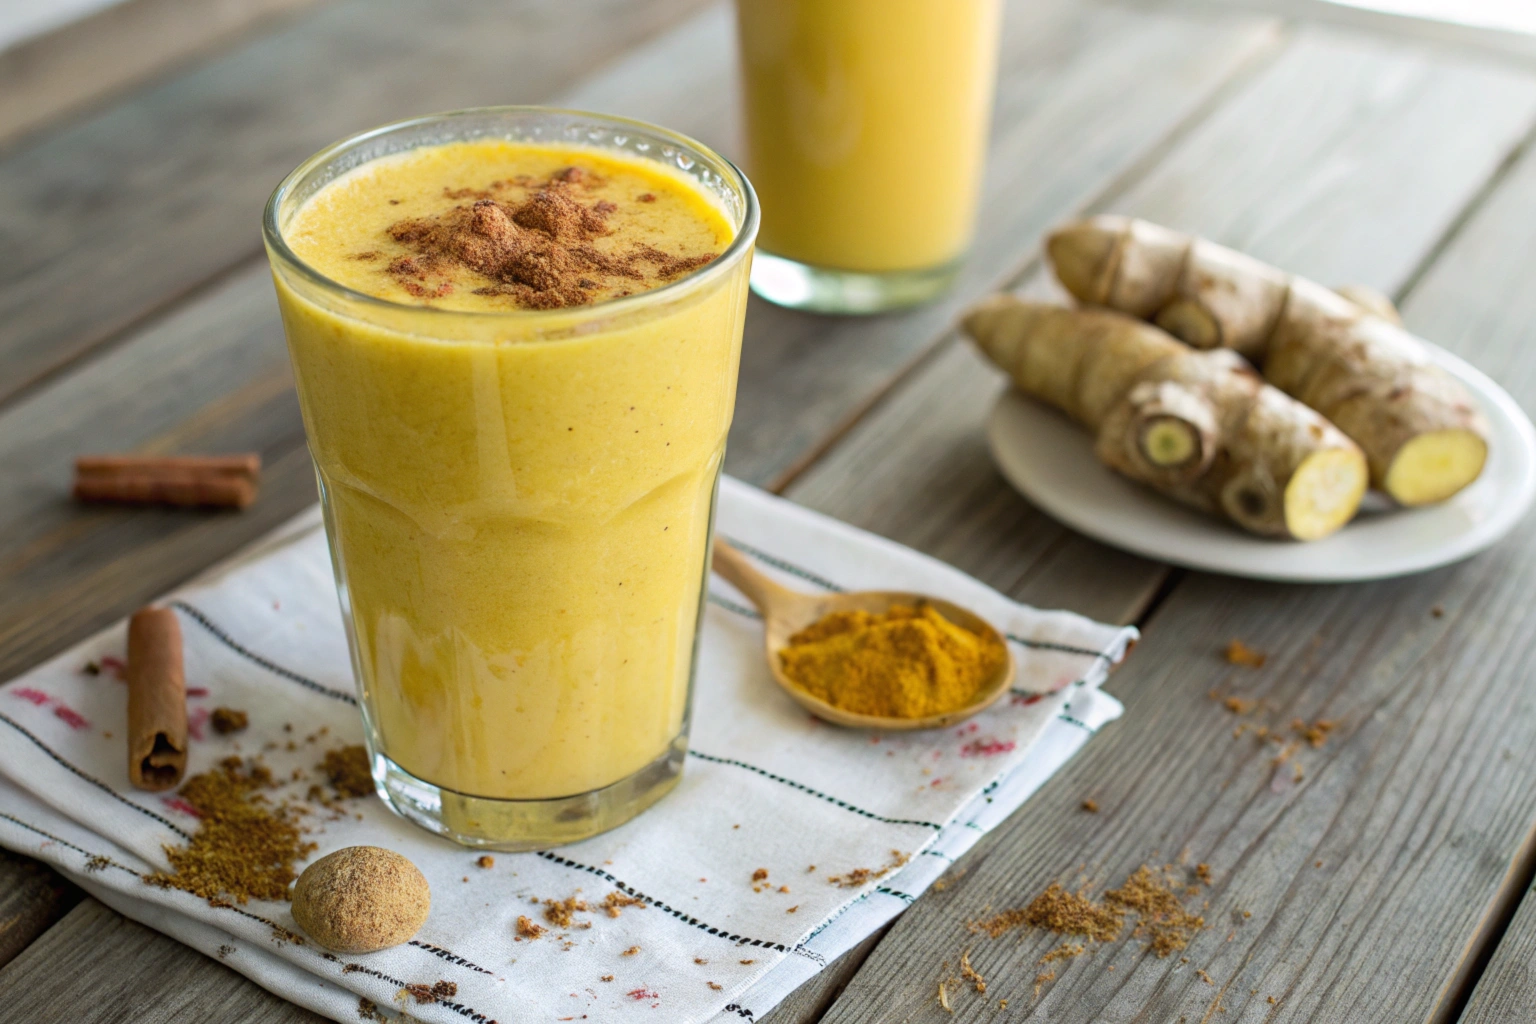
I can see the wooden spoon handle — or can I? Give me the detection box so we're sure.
[711,536,800,615]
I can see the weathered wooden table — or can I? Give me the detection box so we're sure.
[4,0,1536,1020]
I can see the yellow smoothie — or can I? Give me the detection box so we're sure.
[272,138,750,804]
[735,0,1002,272]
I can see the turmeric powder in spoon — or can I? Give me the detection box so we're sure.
[778,604,1008,719]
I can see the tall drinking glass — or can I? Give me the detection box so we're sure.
[735,0,1002,313]
[263,109,757,849]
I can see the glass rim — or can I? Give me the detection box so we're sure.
[261,105,759,324]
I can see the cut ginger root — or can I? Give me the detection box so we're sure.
[964,297,1368,540]
[1046,216,1489,506]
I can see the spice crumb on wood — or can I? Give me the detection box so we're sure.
[1082,798,1100,813]
[1293,718,1336,748]
[1224,640,1267,668]
[968,863,1206,958]
[959,949,986,993]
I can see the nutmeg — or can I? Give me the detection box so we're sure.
[291,846,430,953]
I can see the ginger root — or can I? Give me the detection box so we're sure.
[1047,216,1488,506]
[964,298,1367,540]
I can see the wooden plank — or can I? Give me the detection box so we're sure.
[0,0,712,409]
[823,512,1536,1023]
[1182,0,1536,66]
[1415,136,1536,1024]
[785,23,1536,623]
[0,0,330,150]
[0,849,80,970]
[810,42,1536,1024]
[760,929,889,1024]
[0,269,311,683]
[0,899,329,1022]
[1460,890,1536,1024]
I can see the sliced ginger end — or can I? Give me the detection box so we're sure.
[1384,430,1488,506]
[1284,448,1369,541]
[1140,417,1201,468]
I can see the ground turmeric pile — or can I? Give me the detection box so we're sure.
[778,604,1006,718]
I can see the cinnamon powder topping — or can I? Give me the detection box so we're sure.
[381,167,717,310]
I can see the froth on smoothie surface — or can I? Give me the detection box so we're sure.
[284,140,734,312]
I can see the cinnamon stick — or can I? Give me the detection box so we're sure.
[74,454,260,509]
[126,607,188,791]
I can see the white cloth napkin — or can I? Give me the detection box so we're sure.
[0,477,1134,1024]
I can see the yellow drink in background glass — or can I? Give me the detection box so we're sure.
[735,0,1002,313]
[263,109,757,849]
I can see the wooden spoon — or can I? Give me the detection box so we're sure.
[710,537,1016,730]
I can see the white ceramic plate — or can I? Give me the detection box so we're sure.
[986,344,1536,582]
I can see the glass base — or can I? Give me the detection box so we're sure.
[749,251,961,314]
[372,738,687,850]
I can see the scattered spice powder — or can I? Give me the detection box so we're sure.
[147,757,314,904]
[1225,640,1267,668]
[779,604,1007,719]
[1294,718,1336,748]
[602,892,646,917]
[515,916,547,941]
[1039,943,1085,965]
[708,982,722,991]
[544,894,589,927]
[402,981,457,1004]
[827,850,910,889]
[1104,866,1206,957]
[958,949,986,994]
[971,864,1206,964]
[319,745,372,799]
[622,946,641,957]
[1082,799,1100,813]
[1222,696,1256,715]
[477,855,495,869]
[600,975,614,983]
[1194,863,1213,885]
[210,708,248,735]
[1032,970,1055,1000]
